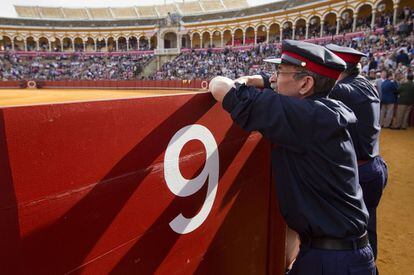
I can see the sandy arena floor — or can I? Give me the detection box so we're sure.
[0,89,412,273]
[378,128,414,275]
[0,88,204,107]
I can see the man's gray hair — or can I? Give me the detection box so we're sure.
[343,63,361,75]
[293,69,337,94]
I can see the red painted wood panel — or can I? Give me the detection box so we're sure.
[0,81,20,88]
[0,93,285,274]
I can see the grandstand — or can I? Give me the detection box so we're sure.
[176,2,204,15]
[2,0,407,52]
[0,0,413,82]
[61,8,89,20]
[199,0,225,12]
[136,6,159,18]
[155,4,179,17]
[0,2,413,275]
[13,0,249,20]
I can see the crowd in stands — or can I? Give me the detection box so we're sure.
[151,9,414,128]
[0,11,412,83]
[152,44,280,80]
[0,7,413,127]
[11,37,153,52]
[0,53,154,80]
[153,25,414,80]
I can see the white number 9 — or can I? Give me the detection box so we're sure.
[164,124,219,234]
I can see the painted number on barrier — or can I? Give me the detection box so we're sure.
[164,124,219,234]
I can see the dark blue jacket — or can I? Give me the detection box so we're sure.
[222,83,368,239]
[381,79,398,104]
[330,74,381,160]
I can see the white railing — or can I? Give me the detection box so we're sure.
[154,48,180,55]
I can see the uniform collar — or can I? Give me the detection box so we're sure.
[337,73,358,84]
[307,91,329,100]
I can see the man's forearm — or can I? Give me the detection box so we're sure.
[235,75,265,88]
[247,75,266,88]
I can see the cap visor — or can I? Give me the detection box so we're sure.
[263,58,282,64]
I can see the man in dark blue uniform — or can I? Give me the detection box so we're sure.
[209,40,375,274]
[326,44,388,264]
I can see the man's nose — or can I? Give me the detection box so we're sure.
[270,73,277,83]
[269,74,277,91]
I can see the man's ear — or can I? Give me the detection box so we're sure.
[299,76,314,96]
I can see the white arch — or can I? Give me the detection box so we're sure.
[244,25,255,32]
[281,20,293,26]
[161,30,178,40]
[294,17,307,26]
[268,22,281,28]
[138,35,149,41]
[322,11,339,20]
[355,2,374,12]
[12,35,23,41]
[255,23,267,31]
[233,28,244,35]
[191,32,201,40]
[211,30,222,36]
[308,14,322,24]
[338,6,355,16]
[373,0,391,9]
[200,30,212,36]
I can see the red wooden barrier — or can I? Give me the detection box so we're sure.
[194,80,203,89]
[42,81,51,87]
[50,81,60,87]
[175,80,181,88]
[0,93,286,274]
[123,81,136,88]
[0,81,21,88]
[0,80,210,90]
[161,80,169,88]
[191,80,197,89]
[116,80,123,88]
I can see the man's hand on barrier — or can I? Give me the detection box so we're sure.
[235,75,265,88]
[234,76,249,85]
[209,76,235,103]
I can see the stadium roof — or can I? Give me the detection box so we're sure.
[13,0,250,20]
[0,0,319,27]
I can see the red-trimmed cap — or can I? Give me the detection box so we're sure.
[263,40,346,80]
[325,43,367,65]
[282,51,342,79]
